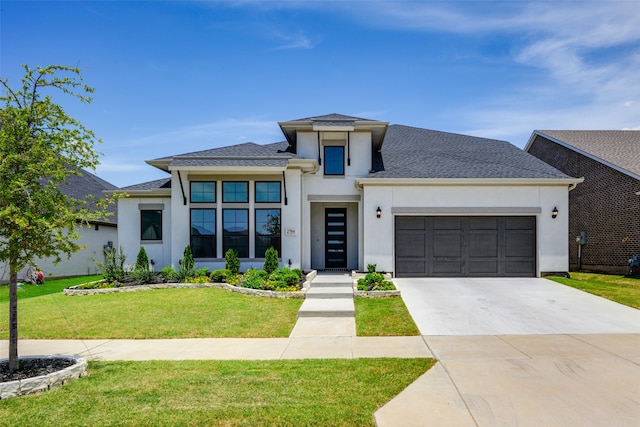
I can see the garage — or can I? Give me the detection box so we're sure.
[395,216,536,277]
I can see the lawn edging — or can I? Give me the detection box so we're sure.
[0,356,87,400]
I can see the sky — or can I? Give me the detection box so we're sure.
[2,0,640,188]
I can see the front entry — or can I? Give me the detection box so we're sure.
[325,208,347,269]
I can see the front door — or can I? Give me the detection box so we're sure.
[325,208,347,269]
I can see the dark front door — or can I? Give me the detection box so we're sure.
[325,208,347,269]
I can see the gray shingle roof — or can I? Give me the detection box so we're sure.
[370,125,573,179]
[58,168,119,224]
[121,178,171,191]
[536,130,640,177]
[287,113,374,122]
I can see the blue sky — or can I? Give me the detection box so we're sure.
[2,1,640,187]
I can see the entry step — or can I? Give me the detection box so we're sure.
[298,298,355,318]
[306,286,353,299]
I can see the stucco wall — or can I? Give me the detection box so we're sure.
[361,184,570,276]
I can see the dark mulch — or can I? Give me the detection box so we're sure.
[1,358,75,382]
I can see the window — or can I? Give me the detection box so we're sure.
[256,209,281,257]
[255,181,281,203]
[223,181,248,203]
[223,209,249,258]
[191,209,216,258]
[190,182,215,203]
[324,146,344,175]
[141,210,162,240]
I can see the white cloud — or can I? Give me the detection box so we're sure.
[273,30,317,49]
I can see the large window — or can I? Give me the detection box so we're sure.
[255,181,281,203]
[256,209,281,257]
[190,182,216,203]
[141,210,162,240]
[191,209,216,258]
[324,146,345,175]
[223,209,249,258]
[223,181,249,203]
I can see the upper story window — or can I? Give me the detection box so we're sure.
[190,181,216,203]
[223,181,249,203]
[324,146,345,176]
[140,210,162,240]
[255,181,281,203]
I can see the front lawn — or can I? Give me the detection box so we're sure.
[355,298,420,336]
[0,287,302,339]
[547,272,640,309]
[0,275,101,303]
[0,358,434,426]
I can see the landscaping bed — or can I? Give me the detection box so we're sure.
[0,356,87,399]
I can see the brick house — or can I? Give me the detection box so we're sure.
[526,131,640,273]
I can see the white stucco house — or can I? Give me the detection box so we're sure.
[116,114,580,277]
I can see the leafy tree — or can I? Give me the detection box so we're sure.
[0,65,115,372]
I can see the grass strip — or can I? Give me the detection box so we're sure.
[548,272,640,309]
[0,275,101,303]
[355,297,420,336]
[0,358,434,426]
[0,287,302,339]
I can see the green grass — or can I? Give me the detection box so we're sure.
[0,287,302,339]
[548,272,640,309]
[355,298,420,336]
[0,358,434,426]
[0,275,101,303]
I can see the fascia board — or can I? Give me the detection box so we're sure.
[355,177,584,187]
[168,165,287,174]
[108,189,171,197]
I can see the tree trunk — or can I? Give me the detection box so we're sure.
[9,265,18,372]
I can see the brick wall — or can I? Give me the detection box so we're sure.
[528,135,640,273]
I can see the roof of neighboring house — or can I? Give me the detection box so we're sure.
[121,177,171,192]
[531,130,640,178]
[59,168,119,225]
[369,125,573,179]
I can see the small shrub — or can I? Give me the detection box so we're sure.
[95,246,127,282]
[367,263,377,273]
[160,266,178,282]
[263,246,279,274]
[357,272,396,291]
[240,269,268,289]
[226,274,242,286]
[135,247,150,271]
[210,269,230,283]
[225,249,240,275]
[194,267,209,277]
[130,268,157,285]
[177,246,196,282]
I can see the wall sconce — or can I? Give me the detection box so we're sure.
[376,206,382,218]
[552,207,558,219]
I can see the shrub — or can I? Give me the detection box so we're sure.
[130,268,157,285]
[357,272,396,291]
[176,246,196,282]
[367,263,377,273]
[160,265,178,282]
[135,247,150,271]
[210,269,230,283]
[268,267,302,291]
[240,269,268,289]
[95,246,127,282]
[263,246,279,274]
[225,249,240,275]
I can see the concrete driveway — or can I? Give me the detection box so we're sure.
[374,278,640,426]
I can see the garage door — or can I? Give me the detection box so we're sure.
[395,216,536,277]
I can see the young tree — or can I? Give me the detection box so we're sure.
[0,65,114,372]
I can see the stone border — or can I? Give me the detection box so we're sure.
[351,273,401,298]
[1,356,87,400]
[64,271,317,299]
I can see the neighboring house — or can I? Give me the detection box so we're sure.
[526,130,640,274]
[117,114,580,278]
[0,169,118,282]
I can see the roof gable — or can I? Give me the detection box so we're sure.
[532,130,640,178]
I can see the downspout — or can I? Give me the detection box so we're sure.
[282,171,288,205]
[347,132,351,166]
[177,171,187,206]
[317,131,322,165]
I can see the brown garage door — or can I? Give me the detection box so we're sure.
[395,216,536,277]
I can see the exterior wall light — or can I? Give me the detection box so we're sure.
[376,206,382,218]
[552,207,559,219]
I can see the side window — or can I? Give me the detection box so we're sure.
[190,182,215,203]
[141,210,162,240]
[223,182,249,203]
[191,209,216,258]
[256,209,281,257]
[255,181,281,203]
[324,146,345,175]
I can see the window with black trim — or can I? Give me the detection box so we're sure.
[190,181,216,203]
[191,209,216,258]
[256,209,281,257]
[223,209,249,257]
[255,181,281,203]
[324,146,344,175]
[223,181,249,202]
[141,210,162,240]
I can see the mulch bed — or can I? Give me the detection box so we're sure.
[1,358,75,382]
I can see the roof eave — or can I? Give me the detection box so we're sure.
[356,177,584,189]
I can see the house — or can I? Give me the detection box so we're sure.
[0,168,118,282]
[526,130,640,273]
[116,114,580,277]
